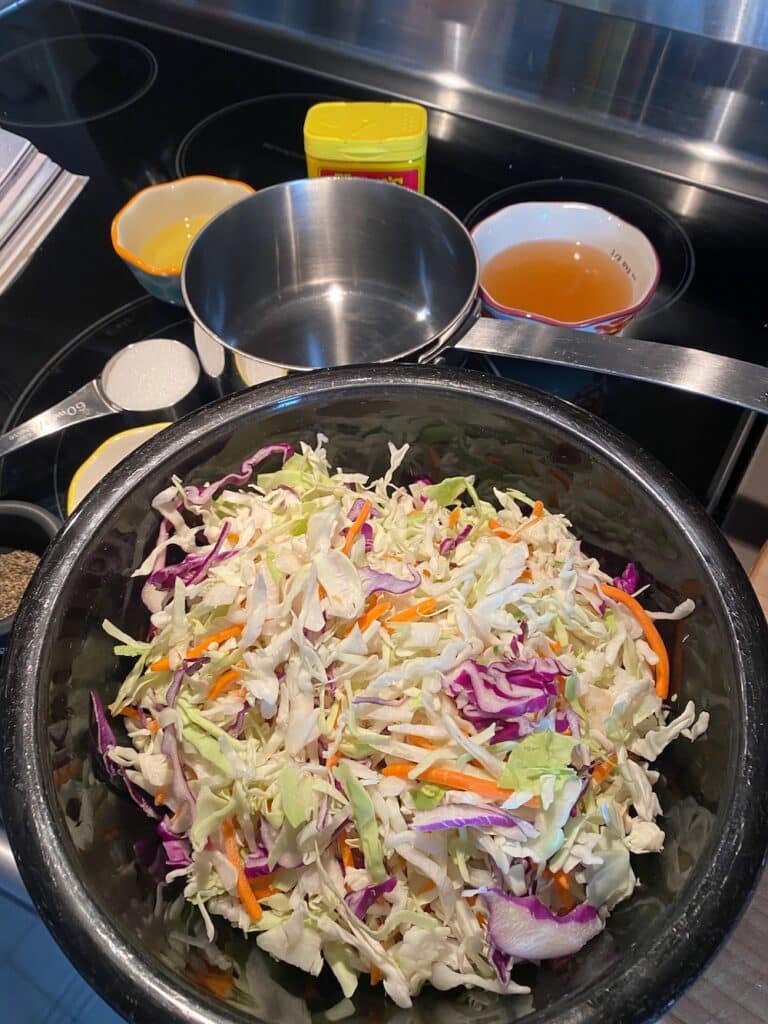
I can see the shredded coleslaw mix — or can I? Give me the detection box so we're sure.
[94,437,708,1007]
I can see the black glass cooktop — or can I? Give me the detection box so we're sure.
[1,1,766,525]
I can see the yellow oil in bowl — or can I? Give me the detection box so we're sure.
[138,213,211,271]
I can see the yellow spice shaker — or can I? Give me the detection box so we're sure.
[304,101,428,193]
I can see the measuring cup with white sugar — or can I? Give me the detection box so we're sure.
[0,339,202,459]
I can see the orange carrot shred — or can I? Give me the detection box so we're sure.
[342,499,372,556]
[381,762,539,805]
[448,507,461,528]
[533,500,545,518]
[53,758,81,789]
[370,966,383,985]
[151,624,244,672]
[488,517,513,539]
[208,667,240,701]
[121,706,141,721]
[189,966,234,1000]
[549,466,572,490]
[326,751,340,771]
[221,819,263,921]
[355,598,392,633]
[339,833,355,870]
[228,531,239,545]
[592,755,617,786]
[154,787,166,807]
[405,735,438,750]
[600,584,670,698]
[250,884,280,901]
[147,720,160,734]
[388,597,437,624]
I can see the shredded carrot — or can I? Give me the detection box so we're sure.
[355,598,392,633]
[600,583,670,698]
[550,640,561,653]
[342,499,372,555]
[549,466,572,490]
[488,517,513,540]
[381,762,538,806]
[189,966,233,1000]
[121,706,141,721]
[207,667,240,701]
[53,758,81,789]
[592,755,617,786]
[475,911,488,927]
[546,869,577,913]
[405,735,438,750]
[150,624,244,672]
[232,686,248,699]
[155,787,166,807]
[318,583,327,599]
[339,833,355,870]
[533,500,545,518]
[448,507,461,528]
[407,509,421,517]
[370,965,383,986]
[326,751,341,771]
[422,567,431,577]
[388,597,437,624]
[228,531,239,545]
[147,719,159,733]
[221,819,263,921]
[250,884,280,901]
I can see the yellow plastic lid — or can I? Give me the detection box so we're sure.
[304,102,428,161]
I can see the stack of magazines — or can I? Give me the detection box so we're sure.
[0,127,88,295]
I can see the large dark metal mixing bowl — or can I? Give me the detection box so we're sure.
[2,365,767,1024]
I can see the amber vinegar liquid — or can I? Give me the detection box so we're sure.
[480,239,633,322]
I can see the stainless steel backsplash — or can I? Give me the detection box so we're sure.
[75,0,768,202]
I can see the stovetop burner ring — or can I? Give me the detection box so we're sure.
[0,33,158,128]
[175,92,338,188]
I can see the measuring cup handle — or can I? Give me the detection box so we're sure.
[0,379,119,459]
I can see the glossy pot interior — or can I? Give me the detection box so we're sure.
[182,177,478,372]
[2,366,768,1024]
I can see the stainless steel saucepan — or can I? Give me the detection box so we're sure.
[182,177,768,415]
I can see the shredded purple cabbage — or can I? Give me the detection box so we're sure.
[134,837,166,882]
[90,691,119,776]
[184,443,294,505]
[344,876,396,919]
[484,890,603,961]
[358,565,421,599]
[227,703,249,736]
[148,522,236,590]
[612,562,640,594]
[446,656,562,725]
[410,803,533,833]
[91,690,161,818]
[161,724,195,833]
[163,837,192,868]
[348,498,379,520]
[438,523,473,556]
[342,521,374,552]
[166,656,209,707]
[244,845,272,878]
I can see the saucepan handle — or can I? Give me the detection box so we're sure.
[453,317,768,416]
[417,297,483,365]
